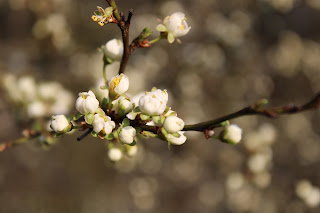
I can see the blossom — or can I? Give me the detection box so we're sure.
[91,6,114,26]
[222,124,243,144]
[27,101,46,118]
[156,12,191,43]
[119,126,136,144]
[105,39,123,61]
[51,115,69,133]
[167,131,187,145]
[108,148,123,161]
[109,74,129,95]
[111,96,133,114]
[139,89,168,116]
[163,116,185,133]
[75,90,99,115]
[92,114,115,134]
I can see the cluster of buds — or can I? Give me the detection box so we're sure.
[91,6,117,26]
[49,72,189,161]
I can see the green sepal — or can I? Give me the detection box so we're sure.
[168,32,175,43]
[152,115,161,124]
[128,141,136,146]
[73,112,83,121]
[220,120,230,127]
[64,123,73,132]
[160,115,166,124]
[106,56,113,64]
[96,107,105,116]
[54,133,64,138]
[85,113,95,125]
[109,90,119,101]
[140,113,151,121]
[171,132,181,138]
[91,131,98,137]
[161,127,168,137]
[122,118,130,127]
[156,24,167,32]
[105,133,114,140]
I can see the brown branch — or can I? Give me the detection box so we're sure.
[77,128,93,141]
[137,92,320,133]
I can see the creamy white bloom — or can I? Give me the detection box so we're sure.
[105,39,123,61]
[119,126,136,144]
[167,131,187,145]
[157,12,191,43]
[163,116,185,133]
[38,82,63,100]
[223,124,243,144]
[75,90,99,115]
[108,148,123,161]
[27,101,46,118]
[92,114,115,134]
[139,89,168,116]
[18,76,37,101]
[111,96,133,114]
[51,90,74,115]
[109,74,129,95]
[51,115,69,133]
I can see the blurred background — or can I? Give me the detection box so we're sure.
[1,0,320,212]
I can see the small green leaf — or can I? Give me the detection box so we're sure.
[104,7,113,16]
[73,112,83,121]
[156,24,167,32]
[133,107,141,113]
[85,113,95,125]
[102,98,108,110]
[122,118,130,127]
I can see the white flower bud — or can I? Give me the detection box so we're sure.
[163,116,185,133]
[167,131,187,145]
[109,74,129,95]
[223,124,243,144]
[108,148,123,161]
[105,39,123,61]
[51,115,69,133]
[139,89,168,116]
[112,96,133,114]
[92,114,115,134]
[17,76,37,101]
[119,126,136,144]
[157,12,191,43]
[75,90,99,115]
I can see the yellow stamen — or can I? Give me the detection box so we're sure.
[180,24,184,30]
[92,15,97,21]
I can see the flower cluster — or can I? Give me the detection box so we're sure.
[3,74,74,118]
[91,6,117,26]
[50,72,189,161]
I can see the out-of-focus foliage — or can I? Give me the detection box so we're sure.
[0,0,320,212]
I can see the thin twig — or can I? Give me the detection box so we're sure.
[77,129,93,141]
[138,92,320,133]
